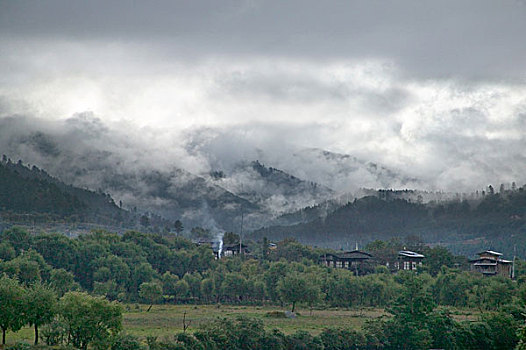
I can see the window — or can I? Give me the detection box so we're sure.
[403,261,410,270]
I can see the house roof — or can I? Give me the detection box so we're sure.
[339,250,373,259]
[398,250,425,258]
[477,250,503,256]
[223,243,249,250]
[322,250,372,261]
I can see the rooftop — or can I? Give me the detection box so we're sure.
[398,250,425,258]
[478,250,503,256]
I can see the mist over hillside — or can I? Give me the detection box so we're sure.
[0,113,524,249]
[253,187,526,257]
[0,157,134,228]
[0,114,427,231]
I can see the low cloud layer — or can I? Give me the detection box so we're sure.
[1,1,525,197]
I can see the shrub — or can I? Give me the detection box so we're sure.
[5,342,32,350]
[111,334,145,350]
[40,319,66,346]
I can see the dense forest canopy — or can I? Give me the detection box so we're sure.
[254,185,526,257]
[1,227,526,349]
[2,156,525,258]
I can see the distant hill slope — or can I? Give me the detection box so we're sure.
[271,148,422,193]
[0,157,129,226]
[96,166,262,232]
[252,187,526,257]
[208,160,335,216]
[0,159,85,215]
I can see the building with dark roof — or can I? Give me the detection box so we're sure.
[222,243,249,257]
[320,250,373,275]
[470,250,512,278]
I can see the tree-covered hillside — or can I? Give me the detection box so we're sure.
[0,160,85,216]
[1,227,526,349]
[253,186,526,257]
[0,157,132,227]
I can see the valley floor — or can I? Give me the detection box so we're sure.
[6,304,479,345]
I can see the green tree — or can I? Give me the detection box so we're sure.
[49,268,79,297]
[384,272,435,350]
[0,226,31,254]
[219,272,247,303]
[517,324,526,350]
[423,246,456,276]
[319,328,367,350]
[484,312,519,350]
[173,279,190,303]
[59,292,122,350]
[0,242,15,261]
[25,283,57,345]
[139,282,163,312]
[183,272,202,300]
[161,271,179,302]
[111,333,145,350]
[200,278,216,303]
[277,274,313,312]
[264,261,290,302]
[32,233,79,272]
[9,256,41,285]
[174,220,184,235]
[129,262,157,297]
[426,308,459,350]
[0,275,27,345]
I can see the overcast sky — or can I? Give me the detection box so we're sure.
[1,0,526,192]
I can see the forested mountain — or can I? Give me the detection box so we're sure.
[272,148,422,193]
[96,166,262,232]
[253,186,526,257]
[0,157,131,226]
[208,160,335,216]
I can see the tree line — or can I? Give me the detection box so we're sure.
[0,275,121,348]
[2,227,526,348]
[2,272,525,350]
[253,183,526,257]
[1,227,526,311]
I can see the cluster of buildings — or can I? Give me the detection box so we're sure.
[196,240,251,259]
[320,248,513,278]
[197,238,513,278]
[320,249,425,275]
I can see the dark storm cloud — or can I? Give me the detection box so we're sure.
[2,0,526,80]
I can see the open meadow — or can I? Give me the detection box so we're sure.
[6,304,480,345]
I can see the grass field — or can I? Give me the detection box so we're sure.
[5,304,478,345]
[122,304,388,338]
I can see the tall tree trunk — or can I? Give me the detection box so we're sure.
[3,328,6,345]
[292,302,296,313]
[34,324,39,345]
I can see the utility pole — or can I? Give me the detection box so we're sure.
[239,184,244,257]
[512,244,517,279]
[240,205,244,256]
